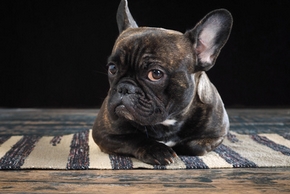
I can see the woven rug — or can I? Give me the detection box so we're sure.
[0,130,290,170]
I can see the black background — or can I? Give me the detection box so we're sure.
[1,0,289,108]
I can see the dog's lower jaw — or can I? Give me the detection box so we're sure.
[115,105,135,121]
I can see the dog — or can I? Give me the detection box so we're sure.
[93,0,233,165]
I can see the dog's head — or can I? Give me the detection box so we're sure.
[106,0,232,126]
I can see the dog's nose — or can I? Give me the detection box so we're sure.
[117,84,135,95]
[118,87,129,95]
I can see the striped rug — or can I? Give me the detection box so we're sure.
[0,130,290,170]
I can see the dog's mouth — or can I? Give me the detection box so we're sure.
[109,80,168,125]
[113,97,167,126]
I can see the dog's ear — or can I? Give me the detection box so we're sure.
[185,9,233,72]
[117,0,138,34]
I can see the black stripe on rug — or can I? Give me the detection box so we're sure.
[282,133,290,141]
[0,136,11,145]
[153,164,167,170]
[0,136,41,169]
[67,130,89,170]
[251,135,290,156]
[214,144,258,168]
[179,156,209,169]
[227,132,239,143]
[50,136,62,146]
[109,155,133,169]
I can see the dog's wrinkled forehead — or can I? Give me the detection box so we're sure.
[111,27,193,69]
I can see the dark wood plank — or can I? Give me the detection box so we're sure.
[1,168,290,193]
[227,109,290,134]
[1,108,289,135]
[0,109,98,135]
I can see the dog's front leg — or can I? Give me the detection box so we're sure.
[94,131,177,165]
[173,136,225,156]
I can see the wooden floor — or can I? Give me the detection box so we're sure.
[0,108,290,193]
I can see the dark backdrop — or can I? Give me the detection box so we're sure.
[1,0,289,108]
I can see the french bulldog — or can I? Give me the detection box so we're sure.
[93,0,232,165]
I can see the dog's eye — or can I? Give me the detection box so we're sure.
[108,63,117,75]
[148,69,164,81]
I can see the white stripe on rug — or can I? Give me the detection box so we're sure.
[259,133,290,148]
[88,130,112,169]
[131,158,154,169]
[0,136,23,159]
[199,152,233,168]
[22,134,74,169]
[223,132,290,167]
[166,157,187,169]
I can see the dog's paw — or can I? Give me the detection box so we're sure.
[135,142,178,165]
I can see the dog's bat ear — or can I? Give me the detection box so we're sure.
[185,9,233,72]
[117,0,138,34]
